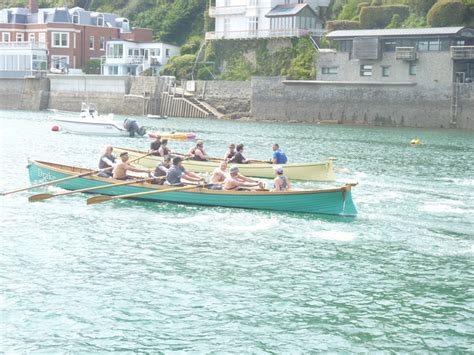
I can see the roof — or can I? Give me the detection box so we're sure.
[326,27,473,39]
[266,3,318,18]
[0,6,128,28]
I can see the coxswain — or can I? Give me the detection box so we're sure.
[223,166,264,190]
[150,135,162,156]
[229,143,249,164]
[272,166,291,192]
[97,146,116,177]
[271,143,288,164]
[166,156,205,186]
[113,152,151,180]
[188,140,208,161]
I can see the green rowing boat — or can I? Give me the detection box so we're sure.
[27,160,357,216]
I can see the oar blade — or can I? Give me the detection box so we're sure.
[86,195,114,205]
[28,193,54,202]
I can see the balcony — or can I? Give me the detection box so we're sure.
[0,41,47,49]
[451,46,474,60]
[208,5,246,17]
[395,47,417,61]
[205,28,324,41]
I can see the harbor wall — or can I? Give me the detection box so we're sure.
[0,75,472,129]
[251,76,474,129]
[0,77,49,111]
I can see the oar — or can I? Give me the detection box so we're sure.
[86,183,208,205]
[0,152,153,196]
[28,176,161,202]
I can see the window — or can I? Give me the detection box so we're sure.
[39,32,45,43]
[428,40,439,51]
[107,43,123,58]
[360,64,372,76]
[383,40,397,52]
[121,19,130,33]
[417,41,428,51]
[409,63,416,75]
[382,66,390,77]
[337,40,352,53]
[51,55,69,70]
[16,33,24,42]
[72,12,79,24]
[2,32,10,42]
[249,17,258,34]
[32,54,47,70]
[100,36,105,50]
[89,36,94,50]
[29,33,35,42]
[166,48,170,57]
[321,67,337,74]
[224,18,230,36]
[52,32,68,47]
[97,14,104,27]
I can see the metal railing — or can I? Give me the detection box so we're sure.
[395,47,417,61]
[0,41,47,49]
[208,5,246,17]
[205,28,323,40]
[451,46,474,60]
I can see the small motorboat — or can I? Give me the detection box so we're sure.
[148,131,197,140]
[147,114,168,119]
[52,103,147,137]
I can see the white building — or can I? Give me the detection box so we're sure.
[102,40,180,76]
[206,0,329,40]
[0,41,48,78]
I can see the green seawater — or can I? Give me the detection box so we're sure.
[0,110,473,352]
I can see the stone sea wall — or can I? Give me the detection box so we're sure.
[251,76,474,129]
[0,75,472,129]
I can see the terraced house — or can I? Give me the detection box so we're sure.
[0,0,152,76]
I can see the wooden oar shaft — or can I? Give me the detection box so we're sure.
[1,152,152,197]
[28,176,160,202]
[87,183,206,205]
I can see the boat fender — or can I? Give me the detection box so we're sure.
[51,125,60,132]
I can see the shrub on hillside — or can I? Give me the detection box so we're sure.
[357,2,371,14]
[181,36,203,55]
[219,57,252,81]
[408,0,438,15]
[427,0,466,26]
[359,5,409,28]
[386,14,402,28]
[326,20,361,32]
[160,54,196,80]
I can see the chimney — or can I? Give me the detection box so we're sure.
[29,0,38,14]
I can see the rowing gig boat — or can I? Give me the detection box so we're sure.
[148,131,197,140]
[27,160,357,216]
[113,147,336,182]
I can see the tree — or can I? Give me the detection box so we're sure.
[427,0,466,26]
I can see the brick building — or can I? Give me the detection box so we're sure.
[0,0,153,72]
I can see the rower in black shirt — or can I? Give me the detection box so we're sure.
[150,135,162,156]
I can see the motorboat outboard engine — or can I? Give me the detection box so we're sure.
[124,118,147,137]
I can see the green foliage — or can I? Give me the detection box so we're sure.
[83,58,101,74]
[338,0,370,19]
[357,2,371,13]
[181,36,202,55]
[219,57,252,81]
[197,67,214,80]
[427,0,466,26]
[408,0,437,15]
[402,13,427,26]
[160,54,196,80]
[360,5,410,28]
[286,37,316,80]
[326,20,361,32]
[386,13,402,27]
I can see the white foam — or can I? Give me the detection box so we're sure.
[311,230,356,242]
[419,202,468,215]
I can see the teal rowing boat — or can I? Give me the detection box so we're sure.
[27,160,357,216]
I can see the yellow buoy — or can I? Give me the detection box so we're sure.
[410,139,421,145]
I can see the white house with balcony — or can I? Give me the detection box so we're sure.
[206,0,329,40]
[102,40,180,76]
[0,41,48,78]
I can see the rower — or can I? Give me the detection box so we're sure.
[272,166,291,192]
[223,143,236,161]
[271,143,288,164]
[188,140,208,161]
[113,152,151,180]
[223,166,264,190]
[166,156,205,186]
[158,139,172,157]
[229,143,249,164]
[97,146,116,177]
[150,135,162,156]
[152,156,172,184]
